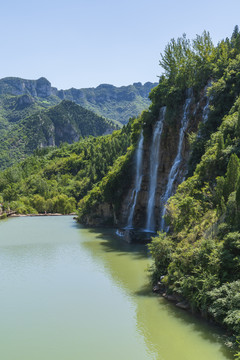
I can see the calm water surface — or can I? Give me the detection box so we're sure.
[0,216,234,360]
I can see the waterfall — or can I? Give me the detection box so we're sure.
[197,82,212,140]
[202,97,210,123]
[126,131,144,229]
[202,82,211,123]
[145,107,166,232]
[160,92,193,230]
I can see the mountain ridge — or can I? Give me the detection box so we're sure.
[0,77,158,124]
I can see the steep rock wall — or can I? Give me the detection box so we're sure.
[80,85,211,230]
[119,86,210,230]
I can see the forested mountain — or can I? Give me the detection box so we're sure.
[0,77,157,124]
[76,28,240,356]
[0,100,118,169]
[0,77,156,169]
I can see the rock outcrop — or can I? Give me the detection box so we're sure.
[15,94,35,109]
[0,77,52,98]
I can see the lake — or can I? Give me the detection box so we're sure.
[0,216,234,359]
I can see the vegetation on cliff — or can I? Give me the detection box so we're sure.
[77,117,142,224]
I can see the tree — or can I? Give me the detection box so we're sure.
[30,195,46,213]
[159,32,215,88]
[224,154,240,199]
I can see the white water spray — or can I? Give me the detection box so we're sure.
[145,107,166,232]
[126,131,144,229]
[160,92,193,230]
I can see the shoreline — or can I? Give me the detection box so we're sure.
[9,213,76,217]
[153,284,236,352]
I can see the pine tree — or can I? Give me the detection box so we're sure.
[216,133,224,159]
[236,110,240,138]
[236,178,240,209]
[231,25,239,42]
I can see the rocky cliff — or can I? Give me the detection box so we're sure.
[78,83,211,232]
[120,86,210,231]
[0,77,53,98]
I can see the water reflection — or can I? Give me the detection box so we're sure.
[79,225,234,360]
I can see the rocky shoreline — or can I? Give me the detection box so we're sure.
[153,281,190,311]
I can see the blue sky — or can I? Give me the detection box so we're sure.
[1,0,239,89]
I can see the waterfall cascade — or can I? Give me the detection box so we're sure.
[126,131,144,229]
[160,92,193,230]
[202,97,210,123]
[202,82,212,123]
[196,84,211,141]
[145,107,166,232]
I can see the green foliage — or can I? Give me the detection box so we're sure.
[208,281,240,333]
[148,232,174,283]
[0,124,131,215]
[159,31,214,89]
[77,117,142,222]
[0,100,118,170]
[220,232,240,282]
[224,154,240,199]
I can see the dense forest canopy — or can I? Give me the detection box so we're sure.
[0,123,132,215]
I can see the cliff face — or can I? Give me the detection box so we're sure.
[119,86,210,231]
[0,77,53,98]
[22,100,118,150]
[82,85,211,231]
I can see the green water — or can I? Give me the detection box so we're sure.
[0,216,234,360]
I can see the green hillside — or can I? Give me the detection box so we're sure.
[0,100,118,169]
[58,82,157,124]
[0,122,131,215]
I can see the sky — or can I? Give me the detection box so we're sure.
[0,0,240,90]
